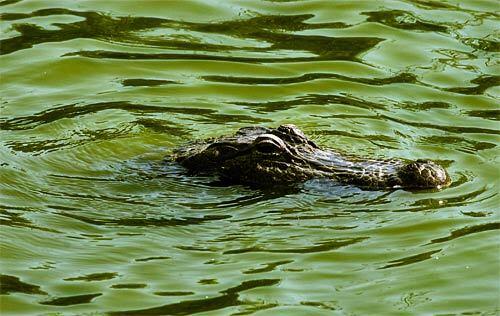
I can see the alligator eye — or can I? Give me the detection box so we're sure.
[206,143,239,159]
[216,145,239,157]
[255,141,281,154]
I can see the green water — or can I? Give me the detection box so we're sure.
[1,0,499,315]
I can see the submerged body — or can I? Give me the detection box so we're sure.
[172,124,450,189]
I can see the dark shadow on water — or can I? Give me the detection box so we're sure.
[154,291,195,297]
[445,75,499,95]
[0,274,47,295]
[420,136,496,155]
[64,272,118,282]
[179,180,302,209]
[362,10,449,32]
[3,124,135,155]
[122,79,180,87]
[0,101,269,131]
[1,8,166,55]
[465,109,500,121]
[108,278,280,316]
[0,101,206,130]
[400,101,452,111]
[243,260,294,274]
[405,0,456,10]
[135,256,171,262]
[300,179,395,208]
[0,0,23,7]
[39,189,159,207]
[202,72,418,86]
[379,249,441,269]
[233,93,388,114]
[110,283,147,289]
[223,237,367,254]
[40,293,102,306]
[409,186,491,209]
[325,113,500,135]
[427,222,500,244]
[461,37,500,52]
[134,118,192,136]
[62,48,378,63]
[58,211,232,227]
[0,207,61,233]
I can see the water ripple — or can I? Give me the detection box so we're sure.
[1,0,498,314]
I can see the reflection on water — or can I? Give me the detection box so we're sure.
[1,9,379,62]
[0,0,498,314]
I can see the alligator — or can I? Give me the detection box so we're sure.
[171,124,450,190]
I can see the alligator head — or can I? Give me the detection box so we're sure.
[172,124,450,189]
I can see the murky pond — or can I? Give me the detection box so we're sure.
[1,0,499,315]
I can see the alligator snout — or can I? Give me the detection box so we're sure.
[398,160,450,189]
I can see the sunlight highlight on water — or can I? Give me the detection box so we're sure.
[1,0,498,315]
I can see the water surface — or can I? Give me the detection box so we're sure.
[1,0,499,315]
